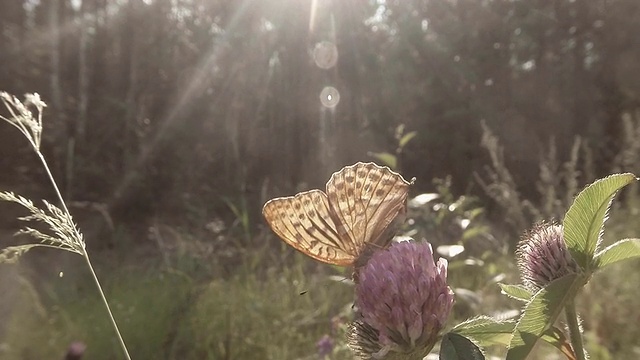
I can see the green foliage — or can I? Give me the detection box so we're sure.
[405,176,507,295]
[470,113,640,358]
[563,173,637,270]
[452,317,515,348]
[0,272,68,359]
[221,195,252,245]
[169,257,354,359]
[369,152,398,170]
[498,284,532,303]
[406,177,492,250]
[506,275,582,360]
[594,238,640,268]
[580,261,640,359]
[62,270,190,359]
[4,177,640,359]
[476,122,589,237]
[464,173,640,360]
[451,315,575,359]
[1,268,192,359]
[1,243,359,360]
[612,113,640,175]
[369,124,418,171]
[440,332,485,360]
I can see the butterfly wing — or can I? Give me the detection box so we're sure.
[262,189,358,266]
[325,162,411,253]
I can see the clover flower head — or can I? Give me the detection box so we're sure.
[517,222,580,291]
[349,241,454,359]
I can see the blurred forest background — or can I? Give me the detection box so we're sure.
[1,0,640,359]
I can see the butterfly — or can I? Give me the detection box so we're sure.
[262,162,412,267]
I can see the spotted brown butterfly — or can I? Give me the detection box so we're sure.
[262,162,411,267]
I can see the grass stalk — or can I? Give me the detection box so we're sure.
[0,93,132,360]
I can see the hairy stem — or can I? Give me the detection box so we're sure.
[565,300,586,360]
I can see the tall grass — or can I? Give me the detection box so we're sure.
[0,92,131,359]
[1,243,356,360]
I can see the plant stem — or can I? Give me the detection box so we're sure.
[36,151,132,360]
[565,300,586,360]
[37,152,72,216]
[85,252,132,360]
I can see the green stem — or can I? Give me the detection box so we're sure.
[84,252,132,360]
[565,300,586,360]
[36,151,132,360]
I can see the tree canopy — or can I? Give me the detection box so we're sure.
[1,0,639,228]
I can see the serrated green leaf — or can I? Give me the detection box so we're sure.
[452,316,515,347]
[594,238,640,269]
[440,332,485,360]
[563,173,637,270]
[399,131,417,148]
[499,284,533,302]
[368,152,397,169]
[507,274,583,360]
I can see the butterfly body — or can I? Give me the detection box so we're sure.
[262,162,411,267]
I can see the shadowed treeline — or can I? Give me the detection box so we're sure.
[1,0,640,234]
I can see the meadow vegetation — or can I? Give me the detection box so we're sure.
[2,116,640,359]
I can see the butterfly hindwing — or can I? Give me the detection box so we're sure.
[262,190,356,265]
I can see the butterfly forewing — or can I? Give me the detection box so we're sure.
[365,172,410,247]
[326,162,410,250]
[262,190,356,265]
[263,162,411,267]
